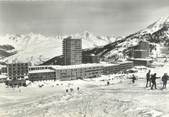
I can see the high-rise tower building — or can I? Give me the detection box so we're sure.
[63,37,82,65]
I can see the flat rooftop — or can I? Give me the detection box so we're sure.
[28,61,133,71]
[29,69,55,74]
[128,58,153,61]
[51,63,103,70]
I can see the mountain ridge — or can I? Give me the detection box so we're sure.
[1,16,169,65]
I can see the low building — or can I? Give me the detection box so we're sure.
[128,58,153,67]
[118,61,134,71]
[103,61,133,75]
[103,64,119,75]
[51,64,103,81]
[29,69,56,81]
[27,61,133,81]
[5,79,26,87]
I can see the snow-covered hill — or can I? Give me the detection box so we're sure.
[0,31,119,65]
[140,17,169,34]
[84,16,169,61]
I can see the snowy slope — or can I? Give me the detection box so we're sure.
[86,16,169,61]
[140,17,169,34]
[0,32,118,65]
[0,64,169,117]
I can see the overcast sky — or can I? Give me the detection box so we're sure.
[0,0,169,36]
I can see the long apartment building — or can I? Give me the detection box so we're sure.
[28,64,103,81]
[51,64,103,81]
[63,36,82,65]
[28,61,133,81]
[103,61,133,75]
[29,69,56,82]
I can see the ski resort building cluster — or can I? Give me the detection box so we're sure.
[28,61,133,81]
[0,37,153,85]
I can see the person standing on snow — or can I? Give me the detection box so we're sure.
[146,70,151,87]
[131,74,136,84]
[151,73,158,90]
[162,73,169,89]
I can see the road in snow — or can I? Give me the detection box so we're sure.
[0,67,169,117]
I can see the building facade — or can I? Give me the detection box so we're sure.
[132,41,150,58]
[63,37,82,65]
[103,64,119,75]
[52,64,103,81]
[129,41,153,66]
[128,58,153,67]
[135,41,150,50]
[1,67,7,74]
[29,69,56,81]
[7,63,29,80]
[118,61,134,71]
[82,54,100,63]
[29,66,52,71]
[103,61,133,75]
[27,61,133,82]
[133,50,149,58]
[5,79,26,86]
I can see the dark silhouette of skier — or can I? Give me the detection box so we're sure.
[107,81,110,85]
[146,70,151,87]
[66,89,69,93]
[131,74,136,83]
[151,73,158,90]
[77,87,80,91]
[162,73,169,89]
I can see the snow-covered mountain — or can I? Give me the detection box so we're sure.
[1,16,169,65]
[0,31,119,65]
[128,16,169,41]
[83,16,169,61]
[141,17,169,34]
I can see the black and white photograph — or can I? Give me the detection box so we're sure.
[0,0,169,117]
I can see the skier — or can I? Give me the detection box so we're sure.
[162,73,169,89]
[131,74,136,83]
[66,89,69,93]
[151,73,158,90]
[77,87,80,91]
[107,81,110,85]
[146,70,151,87]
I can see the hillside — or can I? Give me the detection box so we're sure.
[83,17,169,61]
[0,32,119,65]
